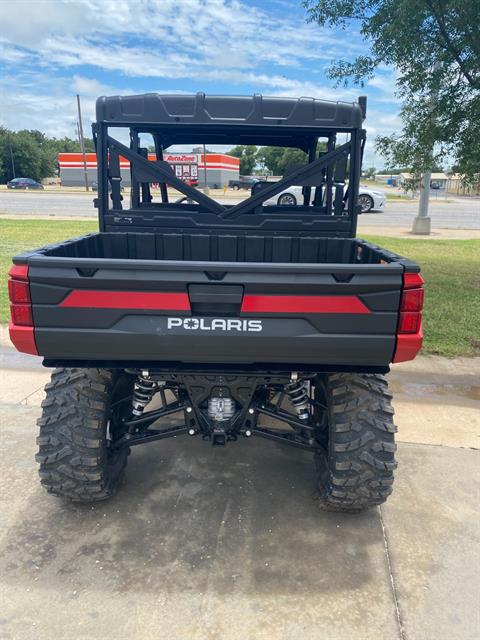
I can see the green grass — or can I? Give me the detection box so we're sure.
[1,219,96,323]
[364,235,480,357]
[385,195,412,201]
[1,219,479,357]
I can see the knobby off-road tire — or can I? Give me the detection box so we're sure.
[36,368,133,502]
[315,373,397,512]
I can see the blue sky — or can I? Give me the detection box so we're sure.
[0,0,401,167]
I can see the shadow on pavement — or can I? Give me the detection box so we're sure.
[0,437,383,597]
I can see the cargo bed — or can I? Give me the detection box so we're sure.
[10,232,420,370]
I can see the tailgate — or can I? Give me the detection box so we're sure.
[18,257,404,368]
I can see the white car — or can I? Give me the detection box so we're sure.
[262,184,385,212]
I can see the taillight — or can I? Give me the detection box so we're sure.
[400,287,424,312]
[8,264,38,355]
[398,311,421,333]
[393,272,424,363]
[8,278,31,304]
[8,265,31,307]
[11,303,34,326]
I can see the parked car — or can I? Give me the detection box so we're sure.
[357,187,385,212]
[7,178,44,190]
[229,176,259,190]
[261,184,385,212]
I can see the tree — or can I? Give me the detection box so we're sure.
[256,147,307,175]
[363,166,377,179]
[304,0,480,180]
[257,142,327,175]
[227,145,258,175]
[0,129,53,182]
[47,136,95,154]
[0,127,94,183]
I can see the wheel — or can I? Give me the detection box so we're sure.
[233,184,240,190]
[36,368,133,502]
[358,194,374,212]
[277,193,297,206]
[314,373,396,512]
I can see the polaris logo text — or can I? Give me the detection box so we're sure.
[167,318,263,332]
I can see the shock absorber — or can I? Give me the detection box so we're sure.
[131,371,157,417]
[285,376,310,421]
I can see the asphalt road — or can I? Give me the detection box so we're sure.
[1,325,479,639]
[0,190,478,228]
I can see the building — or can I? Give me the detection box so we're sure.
[58,152,240,188]
[446,174,480,196]
[398,172,449,189]
[373,174,397,184]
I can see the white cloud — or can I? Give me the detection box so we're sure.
[0,0,401,156]
[1,0,363,78]
[366,110,403,136]
[71,75,114,97]
[0,1,94,46]
[366,71,399,105]
[362,109,403,167]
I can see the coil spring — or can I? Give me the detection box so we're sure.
[285,379,310,420]
[131,373,157,416]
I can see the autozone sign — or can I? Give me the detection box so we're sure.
[163,154,196,163]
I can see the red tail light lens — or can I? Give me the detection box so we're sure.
[8,278,31,304]
[403,273,424,289]
[399,272,424,319]
[8,264,29,281]
[393,271,425,363]
[11,303,33,326]
[8,264,33,327]
[8,264,38,355]
[398,311,421,333]
[400,288,424,312]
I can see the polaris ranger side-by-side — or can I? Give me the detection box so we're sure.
[8,94,424,511]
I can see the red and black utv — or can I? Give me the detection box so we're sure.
[8,93,423,511]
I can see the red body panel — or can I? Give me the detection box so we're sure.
[60,290,191,311]
[241,294,370,315]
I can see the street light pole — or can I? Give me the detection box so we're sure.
[411,62,441,235]
[412,170,432,234]
[76,94,89,192]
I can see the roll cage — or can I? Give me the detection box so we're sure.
[92,93,367,237]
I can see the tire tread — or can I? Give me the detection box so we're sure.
[316,373,397,512]
[36,368,128,502]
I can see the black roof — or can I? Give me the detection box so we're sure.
[96,93,366,150]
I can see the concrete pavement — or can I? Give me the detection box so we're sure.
[0,190,479,229]
[0,329,479,640]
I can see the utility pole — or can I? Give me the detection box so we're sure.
[76,94,89,191]
[203,143,209,194]
[8,134,16,178]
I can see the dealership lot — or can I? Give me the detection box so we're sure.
[0,190,479,229]
[0,329,479,640]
